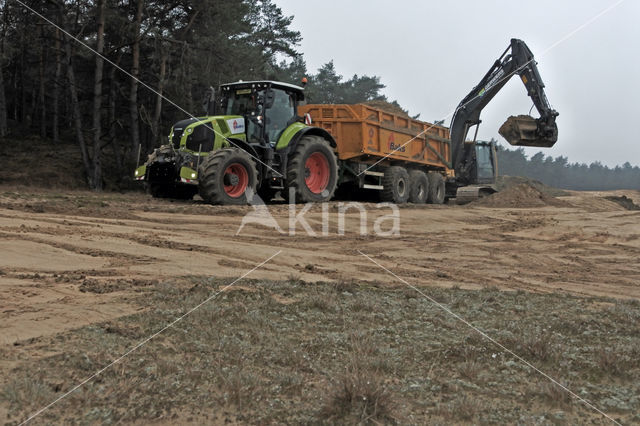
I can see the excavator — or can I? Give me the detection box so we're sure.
[449,38,559,200]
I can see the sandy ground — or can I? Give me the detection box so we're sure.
[0,187,639,346]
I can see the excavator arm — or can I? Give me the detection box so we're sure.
[450,38,559,183]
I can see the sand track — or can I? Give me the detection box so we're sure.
[1,187,639,344]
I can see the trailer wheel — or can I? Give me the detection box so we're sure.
[408,170,429,204]
[286,135,338,203]
[198,148,257,205]
[381,166,410,204]
[427,172,445,204]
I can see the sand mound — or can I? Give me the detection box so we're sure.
[604,195,640,211]
[472,183,570,208]
[495,175,570,197]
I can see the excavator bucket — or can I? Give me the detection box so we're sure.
[499,115,558,147]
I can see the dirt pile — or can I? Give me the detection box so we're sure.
[363,100,410,118]
[472,183,570,208]
[495,175,570,197]
[604,195,640,211]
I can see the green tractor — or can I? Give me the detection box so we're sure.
[134,80,339,204]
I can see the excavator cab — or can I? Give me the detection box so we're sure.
[460,140,497,185]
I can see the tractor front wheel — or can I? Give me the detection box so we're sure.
[286,136,338,203]
[198,148,257,205]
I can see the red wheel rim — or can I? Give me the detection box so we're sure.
[223,163,249,198]
[305,152,330,194]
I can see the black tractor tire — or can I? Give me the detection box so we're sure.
[285,135,338,203]
[198,148,258,205]
[427,172,445,205]
[408,170,429,204]
[381,166,410,204]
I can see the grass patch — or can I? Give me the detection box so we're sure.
[1,279,639,424]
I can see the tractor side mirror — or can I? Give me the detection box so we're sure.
[202,86,216,115]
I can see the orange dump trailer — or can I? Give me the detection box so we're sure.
[298,103,460,204]
[299,104,452,171]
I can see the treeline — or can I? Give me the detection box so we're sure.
[0,0,390,189]
[497,144,640,190]
[3,1,634,192]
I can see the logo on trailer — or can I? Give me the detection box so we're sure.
[388,134,405,152]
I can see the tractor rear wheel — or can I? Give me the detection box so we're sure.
[408,170,429,204]
[427,172,445,204]
[198,148,257,205]
[381,166,410,204]
[286,135,338,203]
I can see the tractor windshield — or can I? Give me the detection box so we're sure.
[265,89,295,144]
[223,89,263,116]
[221,88,264,143]
[220,85,298,145]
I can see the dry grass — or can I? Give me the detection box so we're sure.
[322,366,396,424]
[458,360,482,381]
[518,331,558,363]
[531,381,573,410]
[435,396,481,422]
[597,348,623,376]
[1,280,639,424]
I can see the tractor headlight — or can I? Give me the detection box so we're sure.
[191,172,196,179]
[134,170,139,176]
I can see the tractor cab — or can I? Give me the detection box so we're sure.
[219,81,306,147]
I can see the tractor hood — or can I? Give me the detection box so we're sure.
[169,116,246,152]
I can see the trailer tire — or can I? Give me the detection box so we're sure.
[198,148,258,205]
[427,172,445,204]
[286,135,338,203]
[381,166,410,204]
[408,170,429,204]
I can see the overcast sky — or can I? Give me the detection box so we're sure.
[275,0,639,167]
